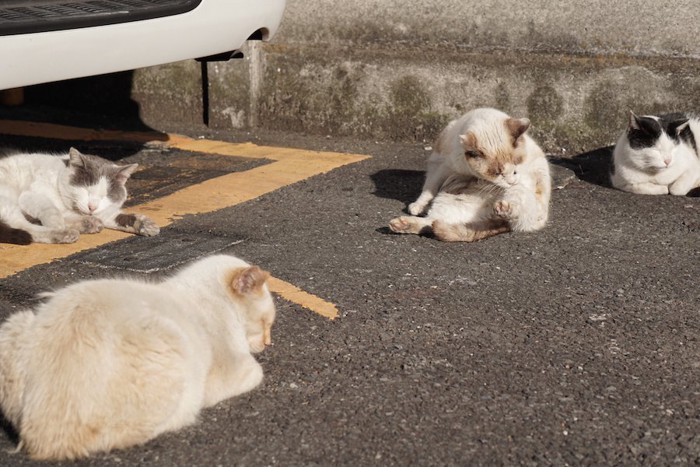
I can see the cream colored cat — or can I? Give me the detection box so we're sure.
[390,108,551,242]
[0,254,275,460]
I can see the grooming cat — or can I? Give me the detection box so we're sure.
[389,108,551,242]
[0,147,159,245]
[611,111,700,196]
[0,254,275,460]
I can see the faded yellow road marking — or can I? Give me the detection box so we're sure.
[0,121,369,319]
[267,277,339,320]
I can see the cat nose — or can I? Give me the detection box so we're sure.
[664,158,671,166]
[88,202,97,212]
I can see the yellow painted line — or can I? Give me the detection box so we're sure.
[267,277,338,320]
[0,120,369,319]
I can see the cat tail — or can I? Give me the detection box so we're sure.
[432,219,510,242]
[0,310,36,429]
[0,220,32,245]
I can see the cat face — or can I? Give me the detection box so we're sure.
[245,292,276,354]
[64,148,137,215]
[459,117,530,188]
[227,265,276,353]
[626,112,691,170]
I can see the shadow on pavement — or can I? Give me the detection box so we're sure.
[369,168,423,206]
[549,146,614,188]
[0,71,168,161]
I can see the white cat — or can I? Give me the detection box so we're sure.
[0,147,159,244]
[611,111,700,196]
[390,108,552,242]
[0,254,275,460]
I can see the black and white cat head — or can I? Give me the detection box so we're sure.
[624,111,695,170]
[63,147,138,215]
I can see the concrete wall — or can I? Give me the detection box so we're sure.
[132,0,700,154]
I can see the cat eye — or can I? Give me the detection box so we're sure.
[465,150,481,158]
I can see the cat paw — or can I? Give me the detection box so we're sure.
[407,201,425,216]
[79,216,103,234]
[389,216,412,233]
[493,200,516,220]
[669,183,693,196]
[53,229,80,244]
[135,215,160,237]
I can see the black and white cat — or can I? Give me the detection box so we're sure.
[611,111,700,196]
[0,147,159,244]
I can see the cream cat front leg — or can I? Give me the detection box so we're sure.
[203,353,263,408]
[493,196,542,232]
[408,153,449,215]
[495,178,549,232]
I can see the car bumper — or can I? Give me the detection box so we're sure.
[0,0,286,90]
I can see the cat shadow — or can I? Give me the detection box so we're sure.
[0,71,168,160]
[371,148,617,207]
[370,168,438,236]
[0,411,19,447]
[369,168,424,206]
[548,146,614,188]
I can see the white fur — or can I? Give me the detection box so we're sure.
[0,148,158,244]
[408,108,548,216]
[0,254,275,460]
[611,115,700,195]
[393,108,551,238]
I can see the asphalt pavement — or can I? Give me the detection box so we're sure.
[0,123,698,466]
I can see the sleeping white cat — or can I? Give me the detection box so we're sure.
[611,111,700,195]
[0,254,275,460]
[0,147,159,244]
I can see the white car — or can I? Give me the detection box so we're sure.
[0,0,286,90]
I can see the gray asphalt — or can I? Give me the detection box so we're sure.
[0,127,698,466]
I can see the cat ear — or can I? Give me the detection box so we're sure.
[115,163,139,185]
[506,118,530,142]
[675,121,690,136]
[68,147,86,167]
[628,110,641,130]
[459,131,478,150]
[230,266,270,295]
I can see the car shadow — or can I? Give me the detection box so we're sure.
[0,71,168,160]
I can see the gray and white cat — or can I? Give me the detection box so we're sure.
[0,254,276,460]
[611,111,700,196]
[0,147,159,244]
[389,108,552,242]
